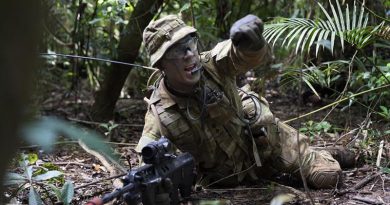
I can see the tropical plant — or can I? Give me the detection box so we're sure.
[5,154,74,205]
[263,0,389,55]
[299,120,334,141]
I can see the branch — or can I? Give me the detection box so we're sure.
[43,24,73,47]
[74,172,126,190]
[284,84,390,123]
[338,172,381,195]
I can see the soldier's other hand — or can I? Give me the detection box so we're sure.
[230,14,266,51]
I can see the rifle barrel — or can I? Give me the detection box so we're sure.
[102,183,136,203]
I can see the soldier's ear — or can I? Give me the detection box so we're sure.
[156,59,167,71]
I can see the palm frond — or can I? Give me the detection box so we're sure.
[264,0,387,56]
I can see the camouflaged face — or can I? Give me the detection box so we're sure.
[143,15,197,67]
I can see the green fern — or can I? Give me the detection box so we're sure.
[264,0,386,55]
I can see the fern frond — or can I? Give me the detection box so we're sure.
[377,24,390,40]
[264,0,386,55]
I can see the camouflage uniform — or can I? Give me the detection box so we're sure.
[136,15,341,188]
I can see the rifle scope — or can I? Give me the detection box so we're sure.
[141,137,172,164]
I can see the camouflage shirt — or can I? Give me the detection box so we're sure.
[136,40,272,185]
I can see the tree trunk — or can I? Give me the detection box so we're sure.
[0,1,41,197]
[215,0,231,39]
[91,0,164,122]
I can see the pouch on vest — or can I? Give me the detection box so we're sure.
[239,84,274,132]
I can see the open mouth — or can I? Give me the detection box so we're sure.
[184,64,196,72]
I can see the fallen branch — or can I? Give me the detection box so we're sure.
[52,161,92,168]
[352,195,384,204]
[338,172,381,195]
[78,140,126,176]
[74,172,126,190]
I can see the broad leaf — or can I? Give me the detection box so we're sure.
[29,187,43,205]
[61,181,75,204]
[33,170,63,181]
[22,117,119,164]
[25,166,33,182]
[4,172,27,186]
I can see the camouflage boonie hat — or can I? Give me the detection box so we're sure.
[143,15,197,67]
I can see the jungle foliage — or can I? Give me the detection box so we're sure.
[3,0,390,204]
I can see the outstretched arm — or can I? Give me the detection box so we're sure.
[205,14,272,77]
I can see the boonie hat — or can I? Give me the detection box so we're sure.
[143,15,197,67]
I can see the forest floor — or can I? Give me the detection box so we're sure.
[6,78,390,205]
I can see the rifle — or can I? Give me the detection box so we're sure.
[100,137,195,205]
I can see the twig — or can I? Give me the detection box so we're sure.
[203,187,267,192]
[321,50,358,123]
[78,140,127,175]
[18,140,137,149]
[204,163,256,188]
[369,178,379,191]
[332,128,358,146]
[270,182,306,199]
[52,161,92,169]
[352,195,384,205]
[376,140,384,167]
[284,84,390,123]
[338,172,381,195]
[67,117,144,128]
[74,172,126,190]
[297,63,315,205]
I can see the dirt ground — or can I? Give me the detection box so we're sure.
[6,79,390,205]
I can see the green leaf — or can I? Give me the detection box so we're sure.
[307,28,320,54]
[330,0,342,33]
[29,187,43,205]
[22,117,119,164]
[346,4,351,30]
[336,0,346,32]
[315,30,326,56]
[61,181,74,204]
[48,184,62,200]
[295,27,310,54]
[179,3,190,13]
[4,173,27,186]
[303,78,321,99]
[352,1,357,29]
[27,153,38,164]
[88,18,102,25]
[381,167,390,174]
[281,25,301,47]
[318,1,336,31]
[25,166,33,181]
[287,26,305,48]
[330,32,336,55]
[357,2,365,28]
[33,171,63,181]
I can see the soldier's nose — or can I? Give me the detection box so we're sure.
[184,48,195,59]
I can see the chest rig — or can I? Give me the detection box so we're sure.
[145,72,259,185]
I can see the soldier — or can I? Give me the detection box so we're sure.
[136,14,342,189]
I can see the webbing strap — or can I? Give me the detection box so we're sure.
[252,136,262,167]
